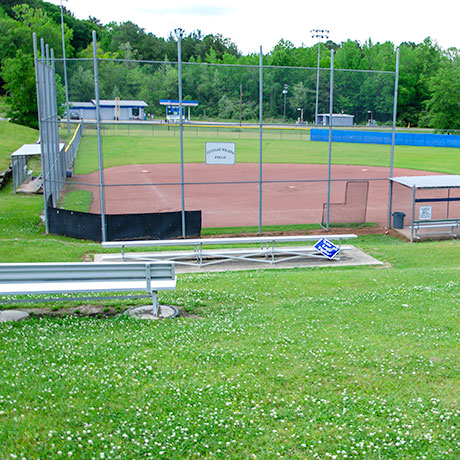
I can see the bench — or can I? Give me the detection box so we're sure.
[412,219,459,240]
[101,234,358,268]
[0,262,176,316]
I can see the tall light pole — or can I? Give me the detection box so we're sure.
[311,29,329,126]
[60,0,70,135]
[282,83,288,119]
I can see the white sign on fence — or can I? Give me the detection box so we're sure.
[205,142,235,165]
[419,206,432,220]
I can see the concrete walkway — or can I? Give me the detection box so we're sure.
[95,245,383,273]
[0,310,29,322]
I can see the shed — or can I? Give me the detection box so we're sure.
[317,113,354,127]
[390,175,460,241]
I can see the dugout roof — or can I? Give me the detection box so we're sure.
[390,175,460,189]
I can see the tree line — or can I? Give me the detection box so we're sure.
[1,0,459,130]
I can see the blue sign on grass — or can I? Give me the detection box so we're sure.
[314,238,340,259]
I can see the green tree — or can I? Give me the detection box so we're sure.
[0,4,71,127]
[423,52,460,130]
[1,49,37,126]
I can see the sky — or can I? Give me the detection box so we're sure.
[49,0,460,54]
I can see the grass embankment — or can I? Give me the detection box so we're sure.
[0,121,38,171]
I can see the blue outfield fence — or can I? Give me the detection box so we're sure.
[311,129,460,148]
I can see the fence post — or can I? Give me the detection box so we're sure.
[325,49,335,231]
[92,30,107,242]
[33,34,49,233]
[387,48,400,228]
[259,46,263,234]
[175,28,186,238]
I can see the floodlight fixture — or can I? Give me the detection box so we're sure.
[174,28,185,40]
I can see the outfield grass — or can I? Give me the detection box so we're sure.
[59,190,93,212]
[74,124,460,175]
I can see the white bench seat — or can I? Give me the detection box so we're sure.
[102,235,357,268]
[0,262,176,316]
[412,219,459,239]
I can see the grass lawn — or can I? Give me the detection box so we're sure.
[74,125,460,175]
[1,236,460,459]
[1,120,460,458]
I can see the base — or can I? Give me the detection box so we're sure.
[124,305,179,320]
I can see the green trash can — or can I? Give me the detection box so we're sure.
[392,212,406,229]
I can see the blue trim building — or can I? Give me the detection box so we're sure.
[69,100,148,121]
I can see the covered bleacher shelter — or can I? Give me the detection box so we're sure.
[159,100,198,122]
[11,143,64,194]
[389,175,460,241]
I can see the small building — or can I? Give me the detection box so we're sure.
[68,100,148,121]
[159,100,199,122]
[317,113,354,127]
[68,102,94,120]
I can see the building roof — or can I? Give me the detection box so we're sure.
[11,143,64,157]
[71,100,148,108]
[93,100,148,107]
[390,175,460,189]
[70,102,94,108]
[159,99,199,107]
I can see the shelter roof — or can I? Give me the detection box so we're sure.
[390,175,460,189]
[11,144,41,157]
[11,143,64,157]
[159,99,199,107]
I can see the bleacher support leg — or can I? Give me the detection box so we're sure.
[151,291,159,317]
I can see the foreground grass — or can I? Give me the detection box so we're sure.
[1,240,460,459]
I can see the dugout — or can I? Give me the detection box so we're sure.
[389,175,460,241]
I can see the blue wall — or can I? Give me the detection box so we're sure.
[311,129,460,148]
